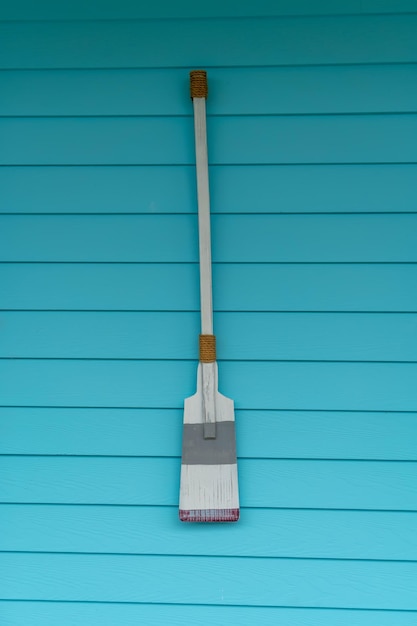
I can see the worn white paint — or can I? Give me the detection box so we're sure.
[193,97,213,337]
[193,95,216,437]
[183,364,234,425]
[201,361,216,437]
[179,464,239,511]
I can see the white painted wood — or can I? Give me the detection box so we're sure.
[183,364,234,425]
[201,361,216,438]
[193,97,213,335]
[180,464,239,511]
[192,95,215,434]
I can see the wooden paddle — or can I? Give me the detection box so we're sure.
[179,70,239,522]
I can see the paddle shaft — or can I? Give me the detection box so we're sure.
[191,72,216,439]
[193,96,213,336]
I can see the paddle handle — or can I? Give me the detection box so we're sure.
[190,71,213,337]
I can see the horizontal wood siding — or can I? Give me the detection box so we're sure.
[2,214,417,261]
[2,66,417,117]
[2,554,417,607]
[1,360,416,410]
[2,457,417,509]
[1,604,417,626]
[1,16,417,68]
[2,264,417,310]
[1,0,417,20]
[2,408,417,459]
[2,115,417,164]
[2,312,417,360]
[2,164,417,214]
[3,505,417,559]
[1,3,416,624]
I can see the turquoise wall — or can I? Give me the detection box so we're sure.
[1,1,417,624]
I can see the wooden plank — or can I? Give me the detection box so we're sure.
[0,165,196,214]
[0,117,191,166]
[0,215,197,263]
[1,16,416,69]
[2,264,417,311]
[2,407,417,460]
[216,264,417,312]
[2,115,417,165]
[1,0,416,20]
[1,457,417,510]
[2,603,417,626]
[0,264,199,311]
[2,164,417,214]
[220,312,417,361]
[2,214,417,262]
[2,312,416,361]
[212,214,417,263]
[1,602,416,626]
[212,114,417,165]
[2,552,417,608]
[2,66,417,116]
[0,360,416,411]
[2,505,417,560]
[0,312,200,360]
[212,164,417,214]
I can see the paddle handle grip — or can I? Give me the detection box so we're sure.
[190,70,208,99]
[200,334,216,362]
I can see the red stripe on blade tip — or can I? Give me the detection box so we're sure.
[179,508,239,522]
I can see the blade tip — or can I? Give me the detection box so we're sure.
[179,508,240,523]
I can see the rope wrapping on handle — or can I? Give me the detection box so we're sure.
[199,334,216,363]
[190,70,208,99]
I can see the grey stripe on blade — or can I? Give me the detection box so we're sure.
[181,421,237,465]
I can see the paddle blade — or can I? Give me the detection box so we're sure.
[179,365,239,522]
[179,463,239,522]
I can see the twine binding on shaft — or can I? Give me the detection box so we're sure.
[190,70,208,99]
[199,334,216,363]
